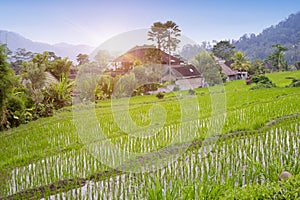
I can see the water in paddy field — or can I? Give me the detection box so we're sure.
[2,119,299,199]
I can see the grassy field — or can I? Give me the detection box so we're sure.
[0,70,300,199]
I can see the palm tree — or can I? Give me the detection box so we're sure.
[231,51,250,71]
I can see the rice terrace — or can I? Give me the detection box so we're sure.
[1,2,300,199]
[1,69,300,199]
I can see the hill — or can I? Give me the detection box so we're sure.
[0,30,94,61]
[233,12,300,63]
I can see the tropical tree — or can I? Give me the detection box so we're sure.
[113,73,137,98]
[21,61,46,115]
[10,48,34,74]
[148,21,181,53]
[212,41,235,61]
[132,66,147,85]
[44,73,73,109]
[268,44,288,71]
[0,45,15,130]
[48,51,61,61]
[94,50,112,69]
[148,22,165,50]
[32,51,50,66]
[77,53,89,65]
[97,75,116,99]
[231,51,251,71]
[192,51,222,86]
[163,20,181,53]
[249,59,266,75]
[47,58,73,80]
[75,62,102,102]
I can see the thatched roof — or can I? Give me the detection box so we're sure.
[219,62,238,76]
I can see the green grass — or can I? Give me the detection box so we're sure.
[266,70,300,87]
[0,70,300,199]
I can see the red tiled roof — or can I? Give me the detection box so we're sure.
[113,45,183,65]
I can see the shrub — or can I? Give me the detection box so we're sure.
[286,77,300,87]
[252,75,270,84]
[250,75,276,90]
[173,85,180,91]
[188,89,196,95]
[156,92,164,99]
[4,95,33,128]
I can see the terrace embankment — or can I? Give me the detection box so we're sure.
[2,113,299,200]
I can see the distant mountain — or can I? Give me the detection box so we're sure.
[0,30,94,61]
[233,12,300,63]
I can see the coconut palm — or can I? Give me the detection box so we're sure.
[231,51,250,71]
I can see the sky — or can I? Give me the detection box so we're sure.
[1,0,299,47]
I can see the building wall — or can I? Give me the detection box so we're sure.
[175,77,203,90]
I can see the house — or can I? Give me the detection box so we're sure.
[215,57,248,81]
[109,45,205,91]
[112,45,184,69]
[161,65,204,90]
[217,60,239,81]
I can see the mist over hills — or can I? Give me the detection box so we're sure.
[0,30,94,62]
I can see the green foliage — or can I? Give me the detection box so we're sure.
[0,45,16,130]
[249,59,267,75]
[212,40,235,60]
[132,66,147,85]
[266,70,300,87]
[234,12,300,63]
[1,71,300,198]
[250,75,277,90]
[188,89,195,95]
[148,21,181,53]
[226,173,300,199]
[231,51,251,71]
[35,102,54,118]
[156,92,164,99]
[21,61,46,114]
[113,73,137,98]
[76,53,89,65]
[97,75,116,99]
[4,94,33,128]
[44,73,73,109]
[10,48,34,74]
[47,58,72,80]
[295,61,300,70]
[252,75,271,84]
[75,62,103,102]
[193,51,222,86]
[94,50,112,69]
[267,44,288,71]
[286,77,300,87]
